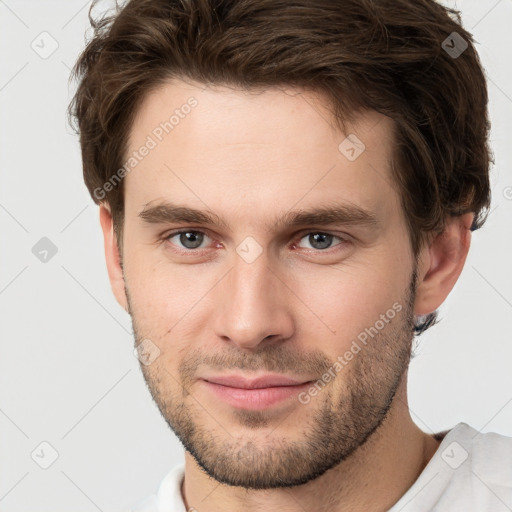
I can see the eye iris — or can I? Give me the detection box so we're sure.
[180,231,203,249]
[309,233,332,250]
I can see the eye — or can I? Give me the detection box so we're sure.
[162,229,349,254]
[296,232,347,251]
[165,230,212,250]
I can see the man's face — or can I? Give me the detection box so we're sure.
[121,80,418,489]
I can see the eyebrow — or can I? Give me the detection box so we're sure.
[138,201,379,233]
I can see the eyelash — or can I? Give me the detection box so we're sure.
[161,228,351,255]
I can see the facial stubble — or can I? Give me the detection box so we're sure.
[128,269,417,490]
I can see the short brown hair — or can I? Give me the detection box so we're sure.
[68,0,492,334]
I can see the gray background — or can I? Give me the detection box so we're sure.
[1,0,511,510]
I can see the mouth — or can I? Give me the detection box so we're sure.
[200,374,314,410]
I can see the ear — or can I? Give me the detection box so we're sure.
[99,204,129,313]
[414,212,474,316]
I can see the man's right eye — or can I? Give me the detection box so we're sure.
[165,230,213,251]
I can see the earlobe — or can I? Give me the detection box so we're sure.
[99,204,129,313]
[414,213,474,317]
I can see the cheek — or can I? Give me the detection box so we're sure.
[124,251,217,347]
[125,244,189,308]
[290,257,409,345]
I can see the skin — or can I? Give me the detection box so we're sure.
[99,79,473,511]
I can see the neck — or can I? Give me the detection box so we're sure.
[181,375,442,512]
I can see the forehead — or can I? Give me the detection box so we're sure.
[128,79,390,152]
[124,79,399,226]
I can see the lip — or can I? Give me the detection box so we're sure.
[203,374,309,389]
[200,374,313,410]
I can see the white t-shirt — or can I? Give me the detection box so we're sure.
[129,422,512,511]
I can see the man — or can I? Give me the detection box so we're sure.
[69,0,512,510]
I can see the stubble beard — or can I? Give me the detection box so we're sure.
[129,270,417,489]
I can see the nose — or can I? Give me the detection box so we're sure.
[212,250,295,350]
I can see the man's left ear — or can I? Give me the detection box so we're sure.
[414,212,474,316]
